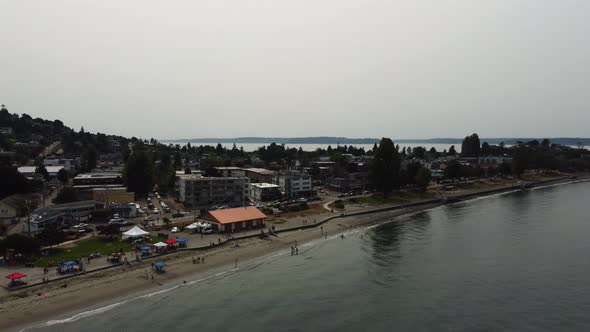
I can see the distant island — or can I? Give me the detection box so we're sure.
[163,137,590,146]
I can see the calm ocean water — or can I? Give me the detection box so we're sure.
[30,181,590,332]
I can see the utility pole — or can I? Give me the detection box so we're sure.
[26,200,31,237]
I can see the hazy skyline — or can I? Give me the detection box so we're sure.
[1,1,589,139]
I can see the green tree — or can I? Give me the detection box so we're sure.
[461,133,481,157]
[0,234,40,257]
[444,160,461,179]
[37,224,66,248]
[53,187,79,204]
[512,145,529,178]
[124,149,155,194]
[0,165,40,199]
[415,167,432,191]
[448,145,457,156]
[57,168,69,184]
[369,138,401,196]
[35,163,49,180]
[81,145,97,172]
[481,142,491,155]
[155,152,176,194]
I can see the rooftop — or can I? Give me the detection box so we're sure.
[208,206,267,224]
[179,175,248,181]
[74,172,122,180]
[18,166,65,174]
[250,183,280,189]
[244,168,274,175]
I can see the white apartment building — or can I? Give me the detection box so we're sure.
[273,170,313,199]
[249,183,281,202]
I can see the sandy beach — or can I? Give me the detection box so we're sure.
[1,175,587,332]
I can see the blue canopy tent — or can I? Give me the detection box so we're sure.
[139,246,151,252]
[153,262,166,272]
[175,238,188,248]
[58,261,80,274]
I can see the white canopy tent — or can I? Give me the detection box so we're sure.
[122,226,150,239]
[154,242,168,248]
[186,224,198,230]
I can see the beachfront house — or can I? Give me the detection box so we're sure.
[204,206,267,233]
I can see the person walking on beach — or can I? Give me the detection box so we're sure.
[291,246,294,255]
[296,247,299,255]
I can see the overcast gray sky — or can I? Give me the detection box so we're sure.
[1,0,589,139]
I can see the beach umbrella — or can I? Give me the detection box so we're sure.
[6,272,26,280]
[153,262,166,269]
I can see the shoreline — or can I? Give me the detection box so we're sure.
[1,175,589,332]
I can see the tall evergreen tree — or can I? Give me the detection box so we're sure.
[124,149,155,195]
[369,138,401,196]
[449,145,457,156]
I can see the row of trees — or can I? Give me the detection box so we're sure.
[369,138,432,195]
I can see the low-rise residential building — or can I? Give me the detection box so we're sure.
[43,157,77,172]
[243,168,274,183]
[26,200,96,234]
[110,203,138,218]
[204,206,267,233]
[478,156,513,165]
[80,188,135,205]
[72,172,124,190]
[18,165,65,179]
[328,172,369,192]
[0,127,13,135]
[249,183,281,202]
[177,175,250,210]
[0,196,22,225]
[273,170,313,199]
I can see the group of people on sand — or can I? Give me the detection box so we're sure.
[192,256,205,264]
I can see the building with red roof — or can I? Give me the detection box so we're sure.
[205,206,267,233]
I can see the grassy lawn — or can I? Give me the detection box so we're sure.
[521,172,562,182]
[35,235,167,267]
[356,191,435,206]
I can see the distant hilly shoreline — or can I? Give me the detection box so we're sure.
[162,137,590,146]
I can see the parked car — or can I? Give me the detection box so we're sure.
[171,227,179,233]
[153,208,160,214]
[109,217,124,224]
